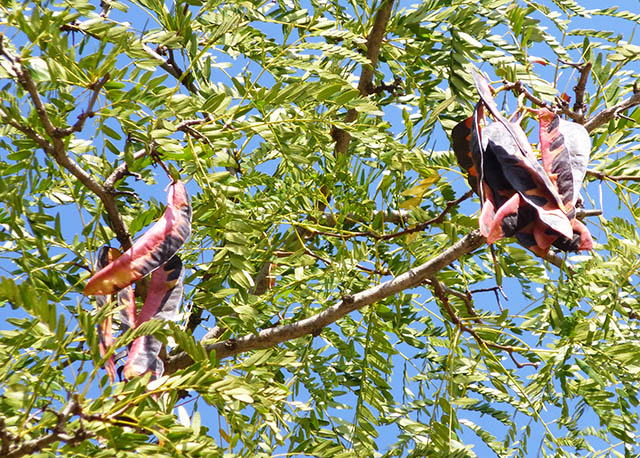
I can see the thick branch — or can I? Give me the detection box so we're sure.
[165,230,485,373]
[571,61,591,116]
[332,0,394,154]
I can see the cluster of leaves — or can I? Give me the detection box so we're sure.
[0,0,639,457]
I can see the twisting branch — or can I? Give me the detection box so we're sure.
[501,80,550,110]
[165,230,486,373]
[566,60,592,116]
[103,147,148,191]
[429,275,538,369]
[502,71,640,131]
[375,190,473,240]
[2,396,93,458]
[0,34,132,249]
[141,44,199,94]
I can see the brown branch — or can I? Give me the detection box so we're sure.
[501,80,550,110]
[3,397,93,458]
[571,61,591,116]
[586,170,640,182]
[254,2,395,296]
[332,0,395,154]
[376,190,473,241]
[54,73,110,137]
[503,69,640,131]
[555,98,584,123]
[0,34,132,249]
[339,208,409,226]
[165,230,485,373]
[141,44,199,94]
[313,190,473,241]
[555,59,592,121]
[103,145,151,190]
[429,275,538,369]
[425,278,483,323]
[4,118,56,154]
[575,208,602,218]
[584,81,640,132]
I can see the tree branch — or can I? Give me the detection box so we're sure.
[103,147,149,191]
[165,230,485,373]
[313,190,473,241]
[429,275,538,369]
[3,397,93,458]
[253,1,395,296]
[586,170,640,182]
[501,80,550,110]
[0,34,132,249]
[570,61,591,116]
[502,72,640,131]
[141,44,199,94]
[332,0,395,154]
[584,81,640,132]
[54,73,110,137]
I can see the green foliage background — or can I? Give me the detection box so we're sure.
[0,0,640,456]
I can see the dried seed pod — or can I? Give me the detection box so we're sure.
[85,181,191,296]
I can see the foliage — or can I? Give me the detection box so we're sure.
[0,0,639,456]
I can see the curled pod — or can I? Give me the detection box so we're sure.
[85,180,191,296]
[124,255,184,380]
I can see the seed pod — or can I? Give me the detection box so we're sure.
[470,103,573,242]
[84,181,191,296]
[471,70,569,217]
[537,109,593,252]
[124,255,184,380]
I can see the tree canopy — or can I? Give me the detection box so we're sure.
[1,0,640,456]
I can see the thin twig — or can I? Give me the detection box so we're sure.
[501,80,550,110]
[586,170,640,182]
[375,189,473,241]
[430,276,538,369]
[54,73,111,137]
[313,190,473,241]
[104,148,150,191]
[4,396,93,458]
[141,44,199,94]
[425,278,482,323]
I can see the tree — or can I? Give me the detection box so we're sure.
[1,0,640,456]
